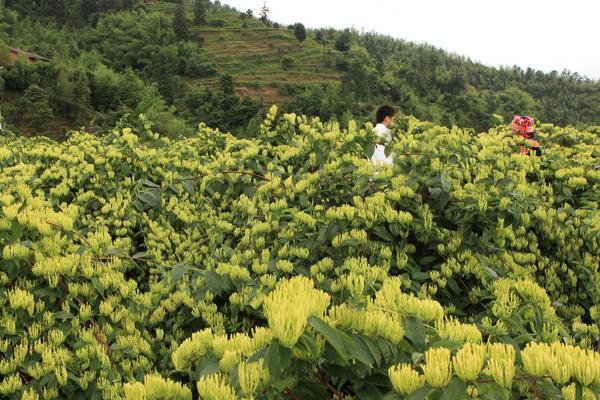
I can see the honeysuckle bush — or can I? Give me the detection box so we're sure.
[0,106,599,399]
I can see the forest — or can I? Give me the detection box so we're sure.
[1,0,599,138]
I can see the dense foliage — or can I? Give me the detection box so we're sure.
[1,0,599,137]
[1,107,599,399]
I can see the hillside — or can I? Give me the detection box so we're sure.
[146,0,341,102]
[1,0,600,137]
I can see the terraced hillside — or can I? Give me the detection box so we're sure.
[146,0,342,102]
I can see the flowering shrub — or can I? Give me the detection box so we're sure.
[0,107,599,399]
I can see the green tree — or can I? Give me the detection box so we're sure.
[342,46,377,103]
[123,0,135,9]
[55,64,92,123]
[0,74,5,101]
[315,30,325,44]
[80,0,96,20]
[335,29,352,52]
[294,23,306,42]
[5,61,32,91]
[19,85,53,132]
[259,2,269,24]
[40,0,68,25]
[173,1,189,41]
[194,0,205,25]
[492,86,539,121]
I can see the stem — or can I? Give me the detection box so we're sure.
[18,370,30,385]
[316,370,344,399]
[476,375,549,384]
[92,255,158,264]
[47,221,157,265]
[532,376,540,400]
[46,221,92,248]
[60,282,84,306]
[185,170,272,182]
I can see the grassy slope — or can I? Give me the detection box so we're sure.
[147,0,341,102]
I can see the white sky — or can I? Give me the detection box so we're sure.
[221,0,600,80]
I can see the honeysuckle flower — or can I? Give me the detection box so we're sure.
[453,344,486,381]
[388,364,424,395]
[196,373,236,400]
[486,343,515,388]
[421,348,452,388]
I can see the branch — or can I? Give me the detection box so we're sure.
[18,370,30,385]
[476,375,544,384]
[46,221,92,248]
[316,370,344,399]
[46,221,157,264]
[92,255,158,264]
[184,170,272,182]
[60,282,84,306]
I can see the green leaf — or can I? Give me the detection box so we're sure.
[480,383,511,400]
[536,379,561,399]
[141,179,160,188]
[295,331,320,359]
[403,317,426,352]
[361,336,384,366]
[440,378,467,400]
[382,391,402,400]
[294,381,331,400]
[170,263,197,281]
[265,341,292,383]
[308,316,352,365]
[377,338,400,364]
[404,386,436,400]
[132,252,149,260]
[355,384,383,400]
[138,190,162,209]
[182,179,196,196]
[345,333,377,367]
[373,225,394,242]
[53,311,74,320]
[195,356,220,378]
[429,340,462,352]
[366,143,375,157]
[419,255,437,265]
[104,247,126,257]
[576,381,583,400]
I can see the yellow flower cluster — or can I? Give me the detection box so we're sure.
[2,242,31,260]
[196,373,236,400]
[7,287,35,316]
[123,374,191,400]
[238,359,269,398]
[263,276,330,347]
[453,344,486,382]
[328,304,404,344]
[171,329,213,371]
[421,348,453,388]
[372,277,444,321]
[486,343,516,388]
[388,364,424,395]
[436,318,482,344]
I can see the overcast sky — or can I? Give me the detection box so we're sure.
[221,0,600,80]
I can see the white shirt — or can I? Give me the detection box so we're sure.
[371,123,394,166]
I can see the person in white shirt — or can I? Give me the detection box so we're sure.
[371,105,396,166]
